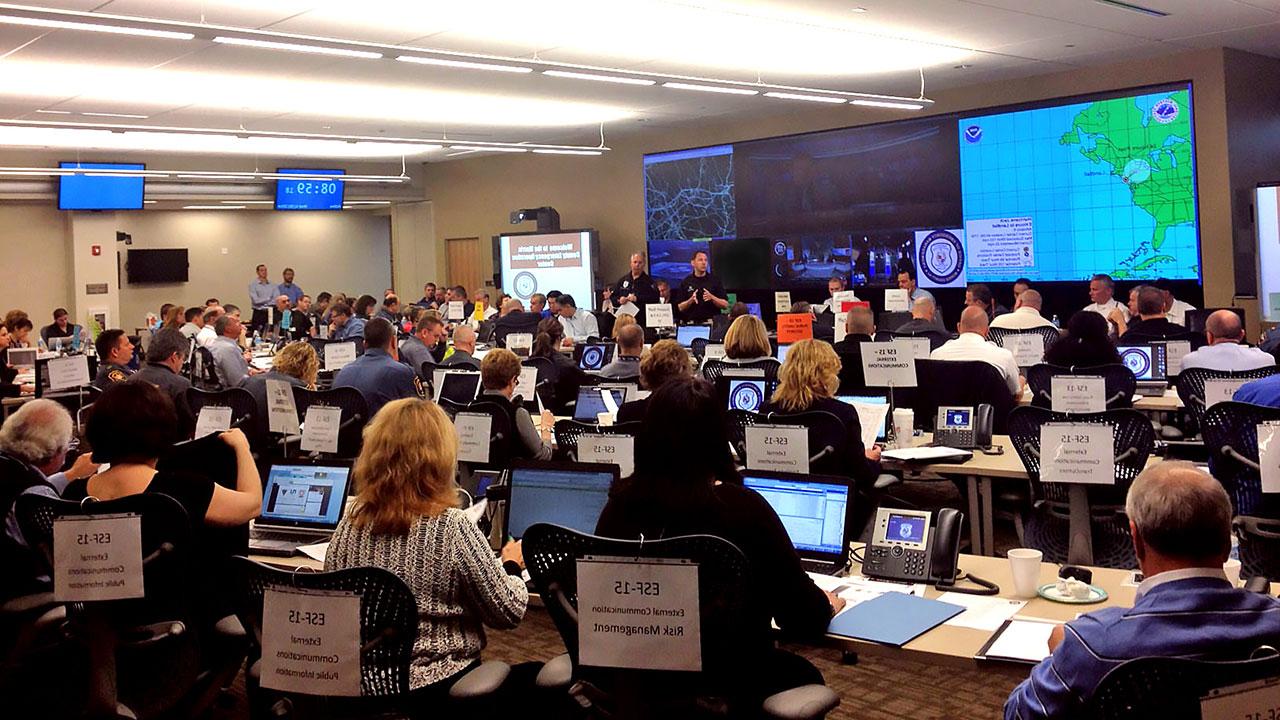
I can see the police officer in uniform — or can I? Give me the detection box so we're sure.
[675,249,728,324]
[603,252,660,324]
[92,329,134,391]
[332,318,422,418]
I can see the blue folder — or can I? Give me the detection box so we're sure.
[827,592,964,646]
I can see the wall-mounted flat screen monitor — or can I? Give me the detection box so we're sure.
[58,162,145,211]
[127,248,189,283]
[275,168,346,211]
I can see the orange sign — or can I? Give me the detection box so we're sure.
[776,313,814,344]
[841,300,870,313]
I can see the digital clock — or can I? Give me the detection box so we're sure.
[274,168,346,211]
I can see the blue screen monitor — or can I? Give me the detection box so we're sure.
[745,303,762,318]
[676,325,711,347]
[275,168,346,211]
[742,474,849,556]
[726,378,767,412]
[776,343,792,362]
[58,162,145,211]
[505,463,618,539]
[886,511,926,543]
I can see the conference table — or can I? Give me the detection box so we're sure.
[1015,385,1183,413]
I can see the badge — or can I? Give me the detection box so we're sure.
[622,280,630,288]
[107,369,126,383]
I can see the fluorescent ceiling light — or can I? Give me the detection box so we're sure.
[446,145,528,153]
[343,201,392,205]
[184,205,246,210]
[850,99,925,110]
[0,125,442,159]
[663,82,758,96]
[223,200,275,204]
[80,111,150,119]
[396,55,532,73]
[213,36,383,60]
[542,70,655,86]
[0,13,193,40]
[532,148,602,156]
[143,200,156,204]
[35,109,71,115]
[763,92,846,104]
[177,174,253,180]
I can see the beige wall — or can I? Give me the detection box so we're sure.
[422,46,1236,307]
[0,205,71,322]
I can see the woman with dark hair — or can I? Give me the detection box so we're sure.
[354,294,378,319]
[529,316,585,410]
[595,376,840,709]
[1045,311,1122,368]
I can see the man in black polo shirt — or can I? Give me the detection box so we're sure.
[1119,285,1188,341]
[675,249,727,324]
[603,252,659,321]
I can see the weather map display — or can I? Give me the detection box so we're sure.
[643,145,735,242]
[957,85,1198,283]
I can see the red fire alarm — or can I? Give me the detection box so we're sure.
[91,245,101,256]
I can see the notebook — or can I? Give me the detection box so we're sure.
[827,592,964,646]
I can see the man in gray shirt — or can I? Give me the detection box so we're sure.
[400,315,445,379]
[210,314,258,388]
[128,328,192,405]
[599,323,643,379]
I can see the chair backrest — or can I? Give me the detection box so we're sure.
[191,346,219,388]
[988,326,1061,365]
[702,358,780,386]
[760,409,852,477]
[230,557,418,698]
[182,387,256,432]
[460,397,520,470]
[689,336,709,359]
[1007,405,1154,567]
[291,386,369,458]
[552,419,643,460]
[522,523,752,706]
[724,409,761,463]
[914,359,1016,434]
[889,328,953,351]
[1026,363,1137,410]
[1088,653,1280,719]
[1177,366,1280,430]
[1201,401,1280,580]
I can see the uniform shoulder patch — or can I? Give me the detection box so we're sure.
[413,375,426,399]
[107,369,127,383]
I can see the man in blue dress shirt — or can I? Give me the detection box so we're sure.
[1005,461,1280,719]
[248,263,276,331]
[1235,374,1280,408]
[276,267,303,306]
[332,318,421,419]
[329,302,367,352]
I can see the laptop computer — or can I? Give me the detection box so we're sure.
[573,386,629,421]
[249,460,353,556]
[742,470,853,574]
[1117,343,1169,393]
[745,303,762,318]
[726,377,768,412]
[434,370,481,404]
[676,325,711,348]
[503,460,619,540]
[776,343,792,362]
[837,394,889,441]
[575,342,615,371]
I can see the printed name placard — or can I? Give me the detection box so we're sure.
[774,291,792,313]
[53,514,144,601]
[834,313,848,344]
[702,344,726,361]
[1164,340,1191,376]
[514,366,539,404]
[645,303,674,329]
[194,405,233,439]
[260,587,361,697]
[300,406,342,454]
[1000,333,1046,367]
[1204,379,1248,408]
[323,342,357,371]
[577,557,701,671]
[1200,676,1280,720]
[1259,422,1280,494]
[455,412,493,463]
[860,342,918,387]
[884,288,911,312]
[832,291,859,312]
[266,379,301,435]
[578,434,635,478]
[745,424,809,474]
[447,301,465,321]
[506,333,534,356]
[891,337,931,361]
[1051,376,1106,414]
[47,354,91,390]
[1040,423,1115,485]
[776,313,813,344]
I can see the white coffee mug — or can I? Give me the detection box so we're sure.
[892,408,915,447]
[597,412,614,427]
[1008,548,1044,599]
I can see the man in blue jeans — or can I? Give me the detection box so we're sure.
[1005,461,1280,719]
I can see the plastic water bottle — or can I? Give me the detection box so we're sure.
[252,330,261,348]
[1051,314,1060,328]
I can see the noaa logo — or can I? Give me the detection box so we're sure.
[772,241,787,256]
[964,126,983,143]
[919,230,965,285]
[1120,348,1151,376]
[1152,98,1179,125]
[730,383,763,412]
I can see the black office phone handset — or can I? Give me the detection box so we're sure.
[862,507,999,595]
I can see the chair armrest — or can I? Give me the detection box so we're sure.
[761,684,840,720]
[1,592,57,616]
[214,614,246,640]
[124,621,187,648]
[536,652,573,689]
[873,473,900,490]
[448,660,511,699]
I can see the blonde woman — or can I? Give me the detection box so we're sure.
[325,398,529,706]
[242,341,318,439]
[610,312,637,340]
[721,314,775,363]
[760,338,881,486]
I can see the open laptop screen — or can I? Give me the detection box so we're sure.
[261,463,352,529]
[742,473,849,557]
[573,387,628,421]
[676,325,711,347]
[837,394,889,440]
[576,343,614,371]
[437,371,481,404]
[727,378,767,412]
[505,463,617,539]
[1117,344,1168,380]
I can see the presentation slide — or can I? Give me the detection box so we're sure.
[1258,186,1280,322]
[499,231,595,309]
[958,85,1199,283]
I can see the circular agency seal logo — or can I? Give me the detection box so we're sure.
[1152,98,1180,125]
[772,241,787,257]
[1120,348,1151,377]
[919,230,965,285]
[581,345,605,369]
[512,271,538,299]
[730,383,764,412]
[963,125,983,143]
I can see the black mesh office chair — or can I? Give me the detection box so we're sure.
[1176,366,1279,431]
[988,326,1061,365]
[291,386,369,459]
[1088,653,1280,719]
[690,337,710,359]
[12,493,245,720]
[702,358,780,386]
[232,557,513,718]
[522,524,839,720]
[190,346,220,390]
[724,409,761,465]
[888,328,953,351]
[552,419,643,461]
[182,387,257,433]
[759,410,849,477]
[1026,363,1137,410]
[1007,406,1154,568]
[1201,401,1280,580]
[913,359,1017,435]
[459,396,520,472]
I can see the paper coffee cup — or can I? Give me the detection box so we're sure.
[1224,558,1242,586]
[597,412,614,427]
[1008,548,1044,599]
[892,408,914,447]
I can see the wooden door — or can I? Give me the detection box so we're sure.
[446,236,485,296]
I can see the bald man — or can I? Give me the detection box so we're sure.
[603,252,660,322]
[1180,309,1275,372]
[990,289,1056,330]
[930,305,1022,396]
[442,325,478,367]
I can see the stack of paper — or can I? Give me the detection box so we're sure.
[976,619,1057,663]
[937,593,1026,631]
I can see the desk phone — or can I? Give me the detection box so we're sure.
[934,404,992,449]
[863,507,963,586]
